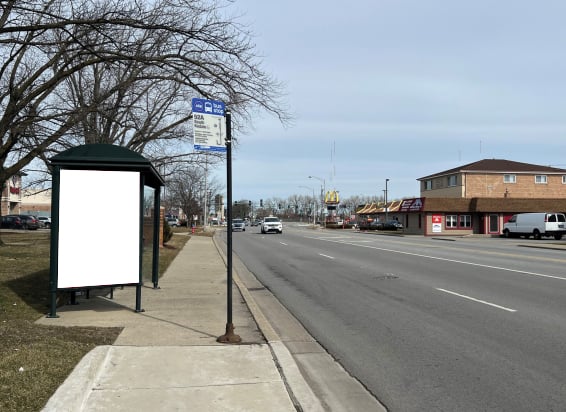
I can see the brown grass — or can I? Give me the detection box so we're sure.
[0,230,189,412]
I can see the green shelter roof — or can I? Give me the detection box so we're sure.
[50,144,164,188]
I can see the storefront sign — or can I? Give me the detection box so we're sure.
[400,197,425,212]
[432,214,442,233]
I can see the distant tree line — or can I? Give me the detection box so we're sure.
[232,193,389,220]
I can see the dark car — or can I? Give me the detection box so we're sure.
[368,219,383,230]
[380,220,404,230]
[1,214,39,230]
[366,219,403,231]
[346,220,359,229]
[385,220,403,230]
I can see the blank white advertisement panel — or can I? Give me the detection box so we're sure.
[58,170,140,288]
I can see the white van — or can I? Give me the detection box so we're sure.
[502,212,566,240]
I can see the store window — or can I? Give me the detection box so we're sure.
[446,215,457,228]
[446,214,472,229]
[459,215,472,228]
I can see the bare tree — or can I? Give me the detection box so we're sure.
[166,164,222,226]
[0,0,289,241]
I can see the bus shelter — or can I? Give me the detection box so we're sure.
[47,144,164,317]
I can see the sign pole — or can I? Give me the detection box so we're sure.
[217,108,241,343]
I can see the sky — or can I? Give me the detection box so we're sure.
[213,0,566,203]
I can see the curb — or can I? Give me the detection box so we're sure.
[42,346,112,411]
[212,234,324,412]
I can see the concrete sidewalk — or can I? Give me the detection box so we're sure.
[38,233,323,411]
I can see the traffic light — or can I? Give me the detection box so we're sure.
[278,203,281,209]
[249,201,252,207]
[260,199,263,207]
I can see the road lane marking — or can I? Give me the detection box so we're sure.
[436,288,517,312]
[280,242,288,246]
[342,233,566,264]
[303,236,566,281]
[319,253,335,260]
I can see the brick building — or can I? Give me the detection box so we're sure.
[419,159,566,199]
[357,159,566,236]
[1,174,25,216]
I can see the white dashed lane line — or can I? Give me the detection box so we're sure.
[319,253,335,260]
[436,288,517,313]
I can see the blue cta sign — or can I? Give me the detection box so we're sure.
[191,98,226,152]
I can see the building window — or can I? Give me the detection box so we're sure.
[459,215,472,228]
[447,175,457,187]
[446,214,471,229]
[424,180,433,190]
[535,175,547,184]
[562,175,566,184]
[503,174,516,183]
[446,215,458,228]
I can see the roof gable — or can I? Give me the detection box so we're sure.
[419,159,566,180]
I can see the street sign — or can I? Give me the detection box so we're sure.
[192,98,226,152]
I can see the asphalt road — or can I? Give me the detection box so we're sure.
[229,223,566,411]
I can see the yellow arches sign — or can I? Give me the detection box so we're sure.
[324,190,340,204]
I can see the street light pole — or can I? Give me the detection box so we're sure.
[308,175,325,226]
[299,185,316,226]
[385,178,390,222]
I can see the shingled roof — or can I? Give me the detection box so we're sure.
[356,197,566,214]
[419,159,566,180]
[421,197,566,213]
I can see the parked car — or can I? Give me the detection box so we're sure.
[1,214,39,230]
[368,219,403,231]
[232,218,245,231]
[347,220,359,229]
[166,217,180,227]
[368,220,383,230]
[503,212,566,240]
[382,220,404,230]
[37,216,51,228]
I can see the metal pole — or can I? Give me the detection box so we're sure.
[385,178,390,222]
[203,154,208,228]
[312,188,318,226]
[152,186,161,289]
[135,175,145,313]
[218,109,241,343]
[308,175,326,226]
[47,166,61,318]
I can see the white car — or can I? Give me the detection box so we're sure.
[37,216,51,228]
[232,218,245,231]
[166,217,180,227]
[261,216,282,234]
